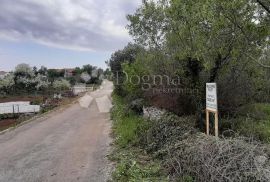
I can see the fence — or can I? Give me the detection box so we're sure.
[0,102,40,114]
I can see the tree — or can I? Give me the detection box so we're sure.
[47,69,64,83]
[38,66,48,75]
[127,1,168,49]
[255,0,270,13]
[107,43,144,95]
[0,74,15,94]
[104,68,111,76]
[15,76,37,89]
[35,74,49,90]
[124,0,269,116]
[74,67,82,75]
[13,63,36,91]
[80,72,91,83]
[53,79,71,90]
[82,64,96,75]
[33,66,38,76]
[14,63,34,78]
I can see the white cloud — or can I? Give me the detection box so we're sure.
[0,0,142,52]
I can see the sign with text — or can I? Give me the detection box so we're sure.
[206,83,218,112]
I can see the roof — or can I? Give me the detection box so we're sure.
[65,68,75,72]
[0,71,7,75]
[49,68,75,72]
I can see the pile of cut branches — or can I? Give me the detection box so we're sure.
[141,113,270,181]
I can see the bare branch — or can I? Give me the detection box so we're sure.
[256,0,270,14]
[244,52,270,68]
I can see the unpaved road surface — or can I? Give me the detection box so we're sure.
[0,81,114,182]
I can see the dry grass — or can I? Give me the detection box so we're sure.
[167,133,270,182]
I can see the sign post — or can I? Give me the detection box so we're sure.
[206,83,218,137]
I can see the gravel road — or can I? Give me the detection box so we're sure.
[0,80,114,182]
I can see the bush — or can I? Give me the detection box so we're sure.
[0,113,19,120]
[62,90,76,98]
[128,99,145,115]
[234,117,270,142]
[30,97,43,105]
[220,103,270,142]
[41,105,56,113]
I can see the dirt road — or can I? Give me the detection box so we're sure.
[0,81,114,182]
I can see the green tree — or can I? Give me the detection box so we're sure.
[47,69,64,83]
[74,67,82,75]
[38,66,48,75]
[107,43,144,96]
[82,64,96,75]
[125,0,269,116]
[14,63,34,78]
[14,63,36,91]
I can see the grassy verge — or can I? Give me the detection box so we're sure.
[222,103,270,142]
[110,94,168,182]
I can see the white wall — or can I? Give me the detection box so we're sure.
[0,102,40,114]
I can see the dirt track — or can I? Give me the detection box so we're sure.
[0,81,114,182]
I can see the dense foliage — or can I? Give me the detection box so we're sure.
[0,63,104,96]
[109,0,270,124]
[109,1,270,180]
[107,43,144,96]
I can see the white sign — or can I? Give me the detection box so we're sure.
[206,83,218,112]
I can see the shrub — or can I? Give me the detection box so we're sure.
[128,99,145,115]
[220,103,270,142]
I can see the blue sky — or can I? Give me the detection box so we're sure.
[0,0,141,71]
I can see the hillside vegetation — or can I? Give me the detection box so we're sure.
[110,94,270,181]
[108,0,270,181]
